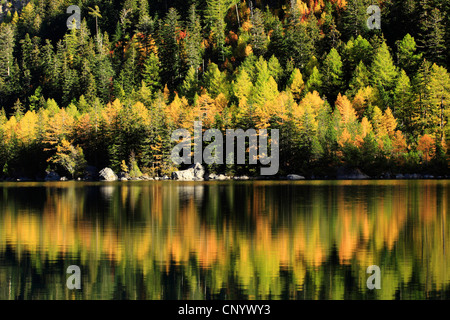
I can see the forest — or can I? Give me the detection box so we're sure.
[0,0,449,179]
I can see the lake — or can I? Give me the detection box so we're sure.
[0,180,449,300]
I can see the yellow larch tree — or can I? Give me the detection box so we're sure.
[43,108,75,152]
[417,134,436,164]
[382,107,398,138]
[16,110,39,145]
[289,68,305,101]
[335,93,357,125]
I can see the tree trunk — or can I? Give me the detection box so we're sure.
[441,96,444,140]
[235,4,240,28]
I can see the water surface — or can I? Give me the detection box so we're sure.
[0,180,449,300]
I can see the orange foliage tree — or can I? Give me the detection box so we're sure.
[417,134,436,164]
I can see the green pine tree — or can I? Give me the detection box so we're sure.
[322,48,343,101]
[370,41,398,109]
[143,52,161,94]
[396,34,422,76]
[186,4,203,72]
[305,66,323,95]
[251,8,268,57]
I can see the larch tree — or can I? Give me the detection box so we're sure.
[322,48,344,102]
[370,42,398,109]
[288,68,305,101]
[428,64,450,140]
[180,66,199,104]
[143,52,161,94]
[347,60,370,98]
[88,5,102,44]
[204,63,228,99]
[305,66,323,95]
[234,68,253,108]
[396,34,422,76]
[393,70,413,133]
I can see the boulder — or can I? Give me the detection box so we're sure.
[17,176,32,182]
[380,172,393,179]
[208,173,218,180]
[336,167,370,180]
[99,168,118,181]
[193,163,205,180]
[45,171,61,181]
[172,169,194,181]
[172,163,205,181]
[84,166,99,181]
[118,172,130,181]
[287,174,305,180]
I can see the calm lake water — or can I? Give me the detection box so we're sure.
[0,180,449,300]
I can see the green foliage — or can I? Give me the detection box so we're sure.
[0,0,449,178]
[250,8,268,57]
[186,4,203,71]
[370,42,398,109]
[419,6,446,65]
[204,62,227,98]
[143,52,161,93]
[128,152,143,178]
[158,7,182,88]
[347,61,370,98]
[322,48,343,101]
[341,0,370,39]
[50,139,87,179]
[396,34,422,75]
[305,66,323,95]
[206,0,237,62]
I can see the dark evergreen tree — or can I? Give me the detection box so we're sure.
[322,48,344,102]
[341,0,368,40]
[143,52,162,94]
[250,8,268,57]
[185,4,203,72]
[158,7,182,89]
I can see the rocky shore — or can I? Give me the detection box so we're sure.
[1,164,449,182]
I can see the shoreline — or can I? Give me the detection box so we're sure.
[2,175,450,183]
[2,164,449,183]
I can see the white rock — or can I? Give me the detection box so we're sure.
[287,174,305,180]
[99,168,118,181]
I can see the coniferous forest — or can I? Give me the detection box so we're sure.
[0,0,449,180]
